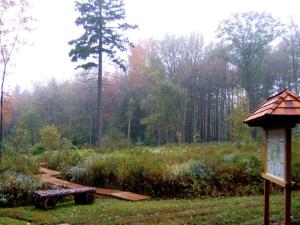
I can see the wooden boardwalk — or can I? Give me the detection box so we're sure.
[38,167,151,202]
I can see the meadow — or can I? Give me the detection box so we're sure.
[1,142,300,224]
[41,142,265,198]
[40,141,300,198]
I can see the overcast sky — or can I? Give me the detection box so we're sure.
[9,0,300,90]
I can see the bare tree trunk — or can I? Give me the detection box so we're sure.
[127,96,133,141]
[291,45,298,93]
[182,98,188,143]
[96,51,103,148]
[89,112,93,146]
[0,64,7,158]
[96,3,103,148]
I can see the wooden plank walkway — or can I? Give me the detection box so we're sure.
[39,167,60,177]
[38,167,151,202]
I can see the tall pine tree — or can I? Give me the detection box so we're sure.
[69,0,137,148]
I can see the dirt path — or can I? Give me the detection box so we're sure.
[38,167,151,202]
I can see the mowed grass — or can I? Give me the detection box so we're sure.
[1,192,300,225]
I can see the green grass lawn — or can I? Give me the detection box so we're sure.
[1,192,300,225]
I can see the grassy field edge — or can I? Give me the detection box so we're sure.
[1,191,300,225]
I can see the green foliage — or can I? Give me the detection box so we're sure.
[60,138,77,151]
[10,127,29,153]
[17,108,42,146]
[69,0,137,70]
[0,154,39,175]
[193,131,201,143]
[141,80,186,143]
[227,93,252,143]
[143,129,157,146]
[102,127,132,150]
[39,125,61,150]
[30,143,46,155]
[141,80,186,129]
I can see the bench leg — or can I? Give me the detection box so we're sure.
[36,197,57,210]
[74,193,95,204]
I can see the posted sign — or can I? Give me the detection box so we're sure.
[266,128,285,180]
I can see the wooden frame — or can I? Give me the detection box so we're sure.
[263,127,292,225]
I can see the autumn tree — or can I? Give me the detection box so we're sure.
[0,0,32,157]
[69,0,137,148]
[126,40,163,141]
[217,11,283,111]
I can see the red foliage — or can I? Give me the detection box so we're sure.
[128,44,147,89]
[2,94,12,126]
[127,40,157,90]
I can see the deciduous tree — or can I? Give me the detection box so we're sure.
[0,0,32,157]
[217,11,283,110]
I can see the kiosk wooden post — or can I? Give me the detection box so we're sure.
[264,179,270,225]
[285,127,291,225]
[244,90,300,225]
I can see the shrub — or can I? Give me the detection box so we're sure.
[70,166,86,182]
[144,129,157,146]
[102,129,132,150]
[31,143,46,155]
[11,127,29,153]
[0,172,43,206]
[39,125,61,150]
[188,160,214,180]
[61,138,77,151]
[193,131,201,143]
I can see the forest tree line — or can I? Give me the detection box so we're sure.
[4,11,300,148]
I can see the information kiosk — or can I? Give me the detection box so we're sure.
[244,90,300,225]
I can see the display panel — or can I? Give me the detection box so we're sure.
[266,128,285,180]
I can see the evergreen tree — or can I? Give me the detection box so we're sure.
[69,0,137,147]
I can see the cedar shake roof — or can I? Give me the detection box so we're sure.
[244,90,300,127]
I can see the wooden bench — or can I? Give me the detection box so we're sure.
[34,187,96,209]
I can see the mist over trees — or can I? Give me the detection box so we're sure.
[5,11,300,148]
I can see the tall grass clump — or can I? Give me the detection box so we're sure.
[57,142,268,198]
[40,141,300,198]
[0,153,39,175]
